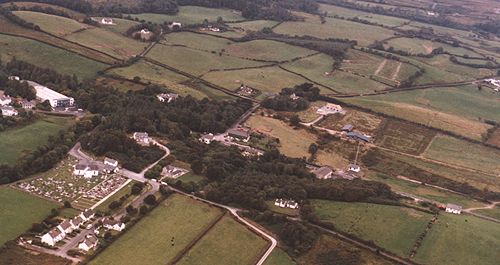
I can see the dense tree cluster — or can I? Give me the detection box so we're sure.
[0,0,92,13]
[0,7,39,30]
[262,83,321,111]
[5,3,71,18]
[1,80,36,100]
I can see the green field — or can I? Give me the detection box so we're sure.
[177,216,268,265]
[228,20,279,32]
[96,17,140,34]
[130,6,243,25]
[318,3,410,27]
[473,205,500,220]
[274,17,396,46]
[415,55,496,79]
[415,214,500,265]
[224,40,316,62]
[385,37,485,58]
[163,31,232,51]
[0,115,73,164]
[263,248,296,265]
[14,11,87,37]
[423,135,500,174]
[0,187,57,246]
[89,194,223,265]
[375,119,436,155]
[342,49,385,76]
[0,34,107,79]
[312,200,433,256]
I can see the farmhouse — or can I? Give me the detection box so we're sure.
[445,203,462,214]
[78,235,98,252]
[20,100,35,110]
[101,18,113,25]
[74,164,99,178]
[346,131,371,142]
[80,209,95,222]
[316,103,343,115]
[0,105,18,116]
[341,124,354,132]
[348,164,361,173]
[102,218,126,231]
[103,157,119,173]
[274,199,299,209]
[313,166,333,179]
[290,93,300,101]
[133,132,150,146]
[200,133,214,144]
[41,228,65,246]
[156,93,178,103]
[228,127,251,142]
[0,95,11,106]
[28,81,74,108]
[237,85,255,96]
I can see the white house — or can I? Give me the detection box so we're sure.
[274,199,299,209]
[0,106,18,116]
[41,228,65,246]
[133,132,150,145]
[348,164,361,173]
[168,22,182,30]
[0,95,11,106]
[445,203,462,214]
[316,103,343,115]
[101,18,113,25]
[73,164,99,178]
[8,76,20,81]
[57,219,74,234]
[199,133,214,144]
[80,209,95,222]
[313,166,333,179]
[103,157,119,173]
[102,218,126,232]
[78,235,98,252]
[156,93,178,103]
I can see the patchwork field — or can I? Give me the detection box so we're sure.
[89,194,223,265]
[423,135,500,174]
[375,119,436,155]
[0,33,107,79]
[415,55,496,79]
[341,50,385,77]
[14,11,87,37]
[317,107,383,134]
[224,40,316,62]
[318,3,410,27]
[312,200,433,257]
[130,6,243,25]
[3,1,86,20]
[415,214,500,265]
[0,187,57,246]
[162,32,232,51]
[0,115,74,164]
[177,216,268,265]
[228,20,279,33]
[384,37,484,58]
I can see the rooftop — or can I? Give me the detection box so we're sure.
[27,81,71,101]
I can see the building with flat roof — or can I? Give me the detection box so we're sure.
[28,81,74,108]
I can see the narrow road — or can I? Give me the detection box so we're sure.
[300,115,324,127]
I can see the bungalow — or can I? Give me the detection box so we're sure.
[133,132,150,146]
[313,166,333,179]
[102,218,126,232]
[78,235,98,252]
[57,219,74,234]
[227,127,251,142]
[347,164,361,173]
[199,133,214,144]
[41,228,65,246]
[445,203,462,214]
[316,103,343,115]
[0,106,18,116]
[341,124,354,132]
[156,93,178,103]
[73,164,99,178]
[101,18,113,25]
[0,95,11,106]
[103,157,119,173]
[346,131,371,142]
[80,209,95,222]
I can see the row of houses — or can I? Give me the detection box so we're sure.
[41,210,94,246]
[0,91,35,116]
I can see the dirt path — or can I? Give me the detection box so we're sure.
[391,61,402,80]
[374,59,387,76]
[465,201,500,212]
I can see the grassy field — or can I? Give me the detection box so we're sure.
[312,200,433,257]
[263,248,296,265]
[95,17,140,34]
[89,194,223,265]
[0,115,73,164]
[147,44,266,76]
[486,128,500,148]
[282,53,386,94]
[14,11,87,37]
[177,215,268,265]
[375,119,436,155]
[162,31,232,51]
[415,214,500,265]
[318,3,410,27]
[385,37,485,58]
[95,180,137,212]
[342,49,385,76]
[317,107,383,134]
[0,187,57,246]
[0,33,107,79]
[473,205,500,220]
[415,55,496,79]
[0,244,70,265]
[423,135,500,174]
[130,6,243,25]
[3,1,86,20]
[274,17,396,46]
[228,20,279,32]
[224,40,316,62]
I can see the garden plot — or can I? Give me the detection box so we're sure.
[375,119,436,155]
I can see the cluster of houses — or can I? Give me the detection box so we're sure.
[0,91,34,117]
[237,85,256,96]
[41,210,95,247]
[199,127,264,157]
[274,199,299,209]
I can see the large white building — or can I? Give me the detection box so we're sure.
[28,81,74,108]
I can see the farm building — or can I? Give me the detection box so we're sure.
[200,133,214,144]
[341,124,354,132]
[8,76,20,81]
[346,131,371,142]
[41,228,65,246]
[0,95,11,106]
[0,105,18,116]
[168,22,182,30]
[228,127,251,142]
[101,18,113,25]
[445,203,462,215]
[79,235,98,252]
[317,103,343,115]
[102,218,126,231]
[156,93,178,103]
[140,29,152,40]
[274,199,299,209]
[133,132,150,145]
[73,164,99,178]
[240,146,264,157]
[27,81,74,108]
[289,93,300,101]
[313,166,334,179]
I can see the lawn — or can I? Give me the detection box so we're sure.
[177,215,268,265]
[130,6,243,25]
[375,119,436,155]
[0,187,57,246]
[312,200,433,257]
[89,194,223,265]
[263,248,296,265]
[224,40,316,62]
[423,135,500,174]
[274,17,396,46]
[415,214,500,265]
[0,115,73,164]
[0,33,107,79]
[13,11,87,37]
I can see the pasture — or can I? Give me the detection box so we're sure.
[228,20,279,32]
[13,11,87,37]
[97,17,140,34]
[3,1,85,20]
[177,216,268,265]
[162,32,232,51]
[341,50,385,77]
[312,200,433,257]
[473,205,500,220]
[317,107,383,134]
[423,135,500,174]
[375,119,436,155]
[129,6,243,25]
[224,40,316,62]
[0,115,73,164]
[263,248,296,265]
[0,33,107,79]
[318,3,410,27]
[89,194,223,265]
[415,214,500,265]
[415,55,496,79]
[273,17,396,46]
[0,187,57,246]
[384,37,485,58]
